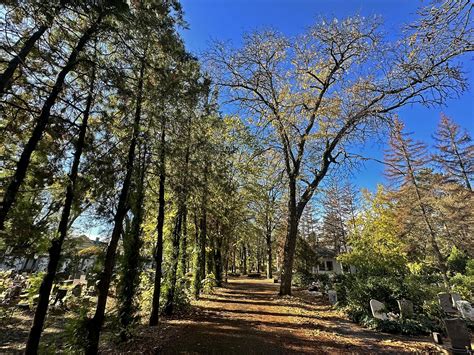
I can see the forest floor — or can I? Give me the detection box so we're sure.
[104,277,442,354]
[0,277,444,354]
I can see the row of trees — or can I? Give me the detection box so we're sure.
[207,0,473,295]
[0,0,269,353]
[0,0,472,351]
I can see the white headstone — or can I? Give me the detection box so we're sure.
[455,300,474,321]
[370,299,388,320]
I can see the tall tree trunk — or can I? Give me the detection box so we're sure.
[242,245,247,275]
[165,145,190,315]
[266,224,272,279]
[25,63,96,355]
[119,145,146,341]
[192,166,208,298]
[232,246,236,273]
[213,224,223,286]
[192,213,201,298]
[0,25,48,95]
[0,15,103,231]
[280,178,299,296]
[85,53,145,354]
[180,207,188,275]
[163,212,182,316]
[149,113,166,326]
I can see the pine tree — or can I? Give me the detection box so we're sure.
[433,114,473,191]
[385,119,449,287]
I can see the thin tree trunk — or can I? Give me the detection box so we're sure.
[242,245,247,275]
[119,145,146,341]
[213,223,223,286]
[165,145,190,315]
[25,63,96,355]
[149,114,166,326]
[403,147,450,288]
[85,52,145,354]
[180,207,188,274]
[452,141,472,191]
[0,25,48,95]
[266,225,272,279]
[163,212,182,316]
[0,15,103,230]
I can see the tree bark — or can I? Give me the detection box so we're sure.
[0,15,103,231]
[149,114,166,326]
[119,145,146,341]
[180,207,188,275]
[163,212,182,316]
[266,225,272,279]
[85,52,145,354]
[213,224,223,286]
[25,63,96,355]
[279,178,299,296]
[0,25,48,95]
[242,245,247,275]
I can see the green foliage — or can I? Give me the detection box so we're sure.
[293,270,330,288]
[335,187,447,335]
[138,270,191,315]
[26,272,45,308]
[167,275,191,312]
[447,246,468,274]
[63,304,91,352]
[361,317,432,335]
[338,186,408,277]
[201,273,217,294]
[0,271,13,296]
[450,272,474,302]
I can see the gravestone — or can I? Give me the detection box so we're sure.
[444,318,472,353]
[438,293,457,315]
[71,284,82,297]
[52,288,68,306]
[370,299,388,320]
[432,332,443,345]
[455,300,474,321]
[327,290,337,305]
[451,293,461,307]
[397,299,414,318]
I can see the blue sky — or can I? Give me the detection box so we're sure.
[179,0,473,191]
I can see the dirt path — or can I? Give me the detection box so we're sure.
[143,278,440,354]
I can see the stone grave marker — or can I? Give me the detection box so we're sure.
[451,293,461,307]
[432,332,443,345]
[438,293,457,315]
[370,299,388,320]
[327,290,337,305]
[397,299,414,318]
[444,318,472,353]
[455,300,474,321]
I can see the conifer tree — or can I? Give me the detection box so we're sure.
[385,119,449,287]
[433,114,473,191]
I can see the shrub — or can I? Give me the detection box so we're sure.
[447,246,468,274]
[201,273,217,294]
[450,272,474,302]
[63,304,91,352]
[361,317,431,335]
[26,272,45,308]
